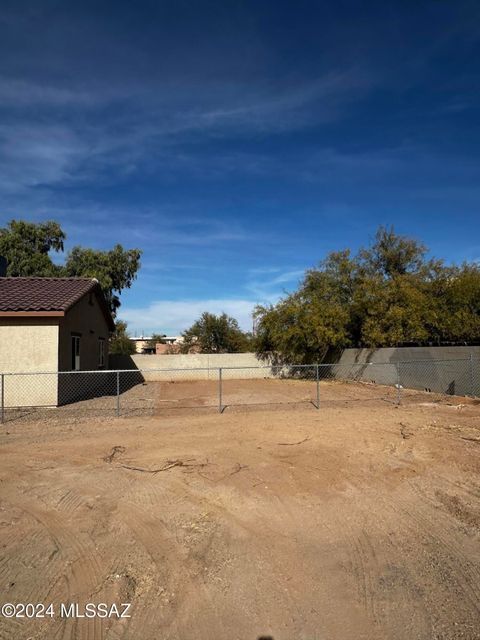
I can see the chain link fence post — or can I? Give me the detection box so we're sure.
[1,373,4,424]
[396,362,401,405]
[316,364,320,409]
[218,367,223,413]
[116,371,120,417]
[469,353,474,397]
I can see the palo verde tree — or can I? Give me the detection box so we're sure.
[181,312,252,353]
[0,219,142,316]
[254,226,480,364]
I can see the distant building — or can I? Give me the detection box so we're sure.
[130,335,183,354]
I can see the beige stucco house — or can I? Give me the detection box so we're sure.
[0,277,115,407]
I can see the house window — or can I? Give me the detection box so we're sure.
[71,335,81,371]
[98,338,105,368]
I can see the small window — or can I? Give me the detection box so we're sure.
[98,338,105,368]
[71,335,81,371]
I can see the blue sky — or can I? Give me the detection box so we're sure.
[1,0,479,335]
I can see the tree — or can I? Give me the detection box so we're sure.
[0,220,65,276]
[0,219,141,315]
[254,226,480,363]
[357,275,434,347]
[358,225,428,278]
[64,244,142,315]
[436,263,480,342]
[254,278,352,365]
[181,312,251,353]
[109,320,136,355]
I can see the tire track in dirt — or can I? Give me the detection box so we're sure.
[407,472,480,518]
[50,472,146,640]
[0,503,64,621]
[117,499,230,639]
[402,481,480,601]
[149,471,367,638]
[120,466,245,635]
[117,465,309,638]
[327,483,442,640]
[326,496,391,637]
[386,488,480,637]
[6,498,108,640]
[114,471,189,635]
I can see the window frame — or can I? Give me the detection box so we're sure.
[71,334,81,371]
[98,337,106,368]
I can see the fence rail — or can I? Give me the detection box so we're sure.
[1,357,479,423]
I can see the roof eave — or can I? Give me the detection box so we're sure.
[0,311,65,317]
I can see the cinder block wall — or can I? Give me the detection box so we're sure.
[110,347,480,397]
[109,352,270,379]
[337,346,480,364]
[336,346,480,396]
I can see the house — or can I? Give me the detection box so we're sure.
[130,336,155,354]
[0,277,115,407]
[155,337,183,354]
[130,335,183,354]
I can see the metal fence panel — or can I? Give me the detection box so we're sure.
[117,367,220,416]
[219,364,319,411]
[397,357,480,405]
[1,358,479,424]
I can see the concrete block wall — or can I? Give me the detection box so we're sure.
[109,352,271,380]
[109,347,480,397]
[337,346,480,396]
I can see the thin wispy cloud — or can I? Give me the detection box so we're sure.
[0,76,108,107]
[245,268,305,301]
[0,66,375,195]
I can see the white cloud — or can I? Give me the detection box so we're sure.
[119,269,304,334]
[119,298,259,335]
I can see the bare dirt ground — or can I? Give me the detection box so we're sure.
[0,380,479,640]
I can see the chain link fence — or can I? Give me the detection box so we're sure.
[1,357,479,424]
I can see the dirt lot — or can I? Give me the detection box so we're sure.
[0,381,479,640]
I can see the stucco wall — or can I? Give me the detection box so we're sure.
[109,352,269,380]
[336,346,480,396]
[0,319,59,406]
[57,293,112,405]
[337,346,480,365]
[58,292,110,372]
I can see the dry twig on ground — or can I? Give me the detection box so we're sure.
[277,436,311,446]
[103,446,126,463]
[119,458,209,474]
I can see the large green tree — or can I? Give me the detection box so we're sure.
[181,312,252,353]
[254,226,480,364]
[0,219,141,315]
[0,220,65,276]
[63,245,141,315]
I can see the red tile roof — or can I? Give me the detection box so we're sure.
[0,277,115,329]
